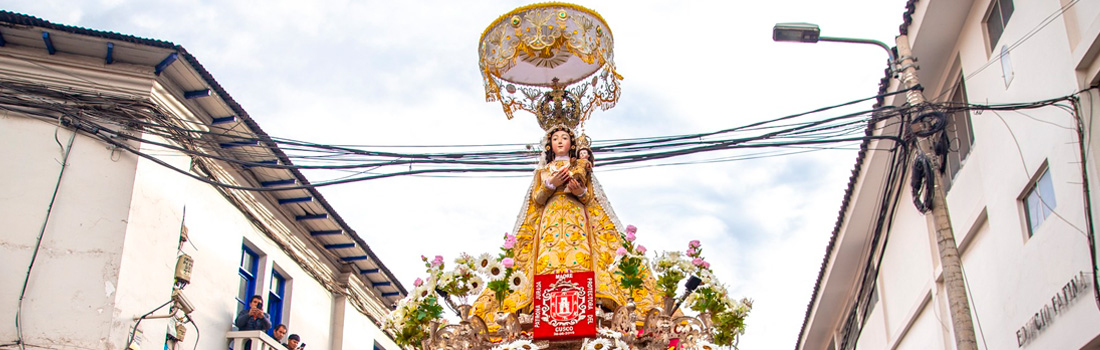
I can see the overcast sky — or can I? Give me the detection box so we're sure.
[6,0,908,348]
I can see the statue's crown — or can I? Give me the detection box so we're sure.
[535,83,582,131]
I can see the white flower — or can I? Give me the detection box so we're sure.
[507,339,537,350]
[454,264,470,276]
[413,283,434,300]
[468,275,485,295]
[584,338,613,350]
[697,341,717,350]
[677,259,695,273]
[439,271,456,286]
[597,327,622,339]
[509,271,528,289]
[476,253,494,272]
[486,260,507,281]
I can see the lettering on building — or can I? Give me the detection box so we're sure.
[1016,271,1092,347]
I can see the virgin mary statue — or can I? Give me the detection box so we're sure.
[471,124,659,319]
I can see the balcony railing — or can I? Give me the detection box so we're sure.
[226,330,287,350]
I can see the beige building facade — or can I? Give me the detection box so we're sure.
[798,0,1100,349]
[0,11,405,350]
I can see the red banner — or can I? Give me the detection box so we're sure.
[532,271,596,340]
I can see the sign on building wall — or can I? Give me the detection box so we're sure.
[1016,271,1092,347]
[532,271,596,340]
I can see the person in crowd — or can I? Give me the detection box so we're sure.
[273,324,288,343]
[234,295,272,331]
[285,334,302,349]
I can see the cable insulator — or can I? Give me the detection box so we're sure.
[911,153,935,213]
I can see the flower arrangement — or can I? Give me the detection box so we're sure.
[383,255,447,347]
[611,225,647,298]
[385,228,753,350]
[484,232,524,307]
[385,233,529,348]
[652,251,692,299]
[677,240,752,347]
[436,253,483,299]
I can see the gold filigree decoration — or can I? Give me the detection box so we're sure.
[478,2,621,130]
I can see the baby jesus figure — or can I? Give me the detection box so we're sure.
[570,147,593,188]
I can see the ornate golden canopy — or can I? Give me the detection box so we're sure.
[478,2,622,131]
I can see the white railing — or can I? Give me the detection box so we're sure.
[226,330,287,350]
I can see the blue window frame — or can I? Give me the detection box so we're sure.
[267,271,286,336]
[237,245,259,313]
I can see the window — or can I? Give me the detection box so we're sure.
[237,245,259,313]
[267,270,286,336]
[861,284,878,324]
[1024,168,1056,236]
[944,76,975,190]
[985,0,1014,51]
[839,306,859,350]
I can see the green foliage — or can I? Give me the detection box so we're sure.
[614,255,644,296]
[487,278,510,303]
[393,296,443,348]
[710,310,747,347]
[655,268,684,298]
[689,286,727,315]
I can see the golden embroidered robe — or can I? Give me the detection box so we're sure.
[472,158,659,319]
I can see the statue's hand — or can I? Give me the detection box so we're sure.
[566,179,584,196]
[549,167,570,188]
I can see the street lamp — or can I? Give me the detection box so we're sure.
[772,22,896,70]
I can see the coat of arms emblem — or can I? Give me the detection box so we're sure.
[532,271,596,339]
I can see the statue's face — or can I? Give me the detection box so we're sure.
[550,130,571,156]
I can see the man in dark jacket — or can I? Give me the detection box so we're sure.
[235,295,271,331]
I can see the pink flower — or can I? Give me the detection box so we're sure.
[413,278,423,287]
[702,261,711,269]
[626,225,637,234]
[421,255,428,261]
[686,248,697,256]
[502,257,515,268]
[432,255,444,266]
[625,232,636,242]
[616,247,628,256]
[689,240,701,249]
[692,257,704,266]
[503,234,517,249]
[636,245,647,254]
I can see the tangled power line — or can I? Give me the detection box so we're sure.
[0,78,1086,193]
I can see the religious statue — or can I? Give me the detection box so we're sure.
[471,125,660,320]
[385,5,752,349]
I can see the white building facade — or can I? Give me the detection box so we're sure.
[0,11,406,350]
[797,0,1100,349]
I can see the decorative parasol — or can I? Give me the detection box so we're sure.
[478,2,621,131]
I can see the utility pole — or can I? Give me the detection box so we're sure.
[895,34,978,350]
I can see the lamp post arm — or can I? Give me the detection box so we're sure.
[819,36,895,64]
